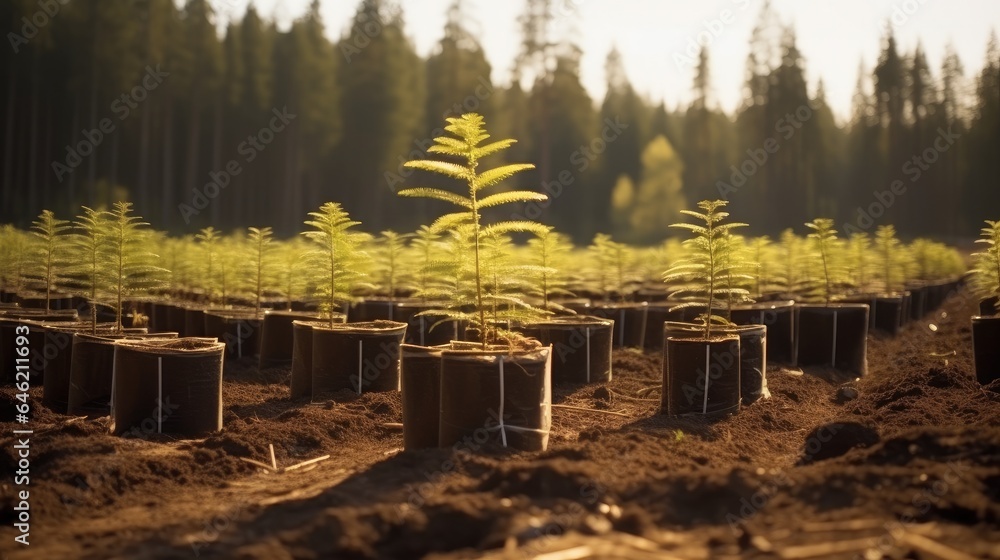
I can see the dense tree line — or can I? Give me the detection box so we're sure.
[1,0,997,242]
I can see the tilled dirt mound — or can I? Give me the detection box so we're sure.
[1,287,999,559]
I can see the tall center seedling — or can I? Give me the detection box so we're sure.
[663,200,749,339]
[302,202,367,329]
[399,113,549,348]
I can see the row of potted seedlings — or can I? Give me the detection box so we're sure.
[1,113,991,453]
[0,204,223,438]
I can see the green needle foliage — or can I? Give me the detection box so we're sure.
[971,220,1000,314]
[105,202,166,333]
[72,207,111,332]
[421,227,475,307]
[406,225,445,303]
[585,234,613,300]
[161,234,195,298]
[804,218,842,305]
[28,210,72,311]
[748,236,771,299]
[663,200,749,339]
[301,202,369,328]
[0,225,29,295]
[276,237,308,311]
[371,230,413,299]
[399,113,549,347]
[908,238,936,284]
[847,232,874,293]
[718,232,756,318]
[246,227,275,315]
[479,232,550,341]
[196,227,222,306]
[526,227,575,312]
[774,229,809,298]
[592,235,636,302]
[873,225,905,294]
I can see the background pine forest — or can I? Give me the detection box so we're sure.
[2,0,998,243]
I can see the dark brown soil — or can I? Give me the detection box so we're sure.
[1,287,999,559]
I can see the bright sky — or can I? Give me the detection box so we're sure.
[211,0,999,121]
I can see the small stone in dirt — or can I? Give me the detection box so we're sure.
[835,386,860,403]
[798,421,880,465]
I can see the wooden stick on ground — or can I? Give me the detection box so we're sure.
[268,444,277,470]
[552,404,629,417]
[281,454,331,473]
[239,457,277,472]
[897,531,978,560]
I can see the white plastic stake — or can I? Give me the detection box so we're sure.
[585,327,591,383]
[702,344,711,414]
[157,357,163,434]
[357,340,363,395]
[498,356,507,447]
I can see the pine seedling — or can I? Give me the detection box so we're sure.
[585,234,613,300]
[301,202,369,328]
[847,232,874,293]
[971,220,1000,315]
[748,236,772,299]
[873,225,905,294]
[406,226,445,303]
[196,227,222,306]
[604,238,636,302]
[245,227,275,316]
[161,234,195,298]
[276,237,308,311]
[908,238,934,283]
[663,200,749,339]
[399,113,549,347]
[774,229,808,298]
[479,232,550,342]
[28,210,72,312]
[371,230,413,299]
[71,207,112,333]
[0,225,29,296]
[718,232,756,319]
[804,218,843,305]
[586,234,636,302]
[105,202,167,333]
[526,227,575,313]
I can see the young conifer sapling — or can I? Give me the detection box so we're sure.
[399,113,549,348]
[663,200,749,339]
